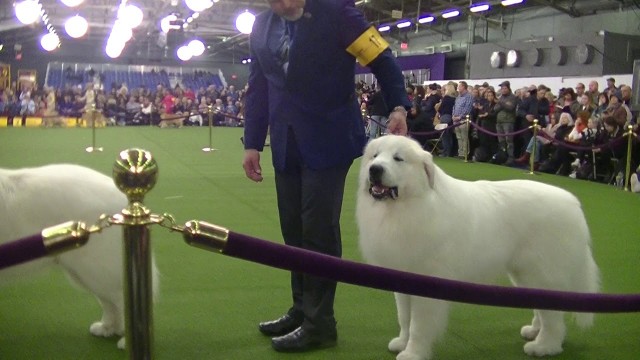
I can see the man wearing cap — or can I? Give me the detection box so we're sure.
[242,0,411,353]
[494,81,518,165]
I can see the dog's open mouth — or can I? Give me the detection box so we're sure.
[369,184,399,200]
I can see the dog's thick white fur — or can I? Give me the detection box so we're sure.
[356,135,600,360]
[0,164,159,349]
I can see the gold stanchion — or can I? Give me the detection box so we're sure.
[529,119,539,175]
[112,149,158,360]
[623,125,634,191]
[202,105,217,152]
[464,115,470,163]
[85,104,103,153]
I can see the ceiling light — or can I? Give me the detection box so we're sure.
[501,0,524,6]
[40,32,60,52]
[470,3,491,13]
[65,15,89,39]
[118,4,144,28]
[185,0,213,12]
[235,11,256,34]
[396,20,412,29]
[441,10,460,19]
[378,25,391,32]
[418,15,435,24]
[61,0,84,6]
[188,39,205,56]
[14,0,41,25]
[177,45,193,61]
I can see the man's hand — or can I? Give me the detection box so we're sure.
[242,149,263,182]
[387,110,408,135]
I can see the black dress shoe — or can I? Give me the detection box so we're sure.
[271,327,337,352]
[258,314,303,337]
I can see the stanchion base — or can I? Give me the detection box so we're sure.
[85,147,104,153]
[202,147,218,152]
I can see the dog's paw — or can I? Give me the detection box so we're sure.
[397,350,428,360]
[117,337,125,350]
[524,340,563,357]
[520,325,540,341]
[388,337,408,353]
[89,321,118,338]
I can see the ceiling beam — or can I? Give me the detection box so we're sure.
[531,0,582,17]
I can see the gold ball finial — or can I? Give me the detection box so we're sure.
[113,148,158,203]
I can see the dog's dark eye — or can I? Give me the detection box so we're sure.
[373,153,378,158]
[393,155,404,162]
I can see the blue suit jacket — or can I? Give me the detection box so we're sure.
[244,0,410,171]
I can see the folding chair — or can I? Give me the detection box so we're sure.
[427,123,448,155]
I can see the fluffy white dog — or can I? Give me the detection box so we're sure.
[356,135,600,360]
[0,164,159,349]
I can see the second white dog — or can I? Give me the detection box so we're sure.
[356,135,600,360]
[0,164,159,349]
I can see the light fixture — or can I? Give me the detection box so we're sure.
[378,25,391,32]
[501,0,524,6]
[118,4,144,28]
[188,39,205,56]
[14,0,41,25]
[177,45,193,61]
[235,10,256,34]
[441,9,460,19]
[396,20,412,29]
[61,0,84,6]
[161,14,179,33]
[185,0,214,12]
[65,15,89,39]
[470,3,491,13]
[418,15,435,24]
[40,32,60,52]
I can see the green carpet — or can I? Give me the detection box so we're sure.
[0,127,638,359]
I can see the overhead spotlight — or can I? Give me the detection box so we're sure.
[188,39,205,56]
[396,20,412,29]
[470,3,491,13]
[185,0,214,12]
[40,32,60,52]
[441,10,460,19]
[61,0,84,6]
[177,45,193,61]
[65,15,89,38]
[118,4,144,28]
[501,0,524,6]
[15,0,41,25]
[235,11,256,34]
[418,15,435,24]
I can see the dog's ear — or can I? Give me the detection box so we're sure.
[423,150,435,188]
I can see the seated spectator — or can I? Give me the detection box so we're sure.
[20,94,36,126]
[604,92,629,128]
[539,112,575,174]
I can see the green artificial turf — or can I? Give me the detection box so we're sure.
[0,127,638,359]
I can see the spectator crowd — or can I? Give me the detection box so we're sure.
[358,77,638,188]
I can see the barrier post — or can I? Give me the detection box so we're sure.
[202,105,217,153]
[529,119,539,175]
[464,115,470,163]
[85,104,103,153]
[112,148,158,360]
[623,124,634,191]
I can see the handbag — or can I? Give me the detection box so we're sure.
[433,112,441,125]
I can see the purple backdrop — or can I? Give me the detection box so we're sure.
[356,53,445,80]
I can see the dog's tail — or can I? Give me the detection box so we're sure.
[574,248,601,329]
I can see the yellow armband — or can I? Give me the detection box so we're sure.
[346,26,390,66]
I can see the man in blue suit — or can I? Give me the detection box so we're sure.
[242,0,411,352]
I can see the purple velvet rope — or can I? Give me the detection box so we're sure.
[0,233,47,270]
[221,231,640,313]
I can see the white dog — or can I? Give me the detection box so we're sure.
[0,164,159,349]
[356,135,600,360]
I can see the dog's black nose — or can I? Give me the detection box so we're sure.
[369,164,384,182]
